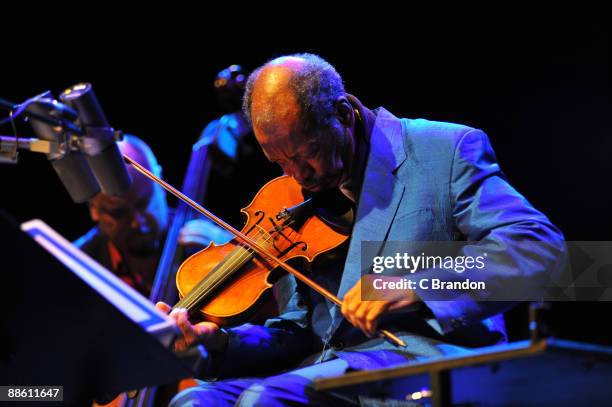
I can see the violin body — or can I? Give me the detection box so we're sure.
[175,175,349,326]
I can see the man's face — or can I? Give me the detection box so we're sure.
[254,104,355,193]
[90,173,167,256]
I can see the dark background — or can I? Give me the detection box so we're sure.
[1,1,610,344]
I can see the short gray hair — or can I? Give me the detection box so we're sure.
[243,53,345,132]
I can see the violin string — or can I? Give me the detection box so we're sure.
[188,218,300,309]
[179,227,274,311]
[192,229,275,305]
[179,214,297,312]
[178,228,266,310]
[182,229,274,311]
[178,214,300,310]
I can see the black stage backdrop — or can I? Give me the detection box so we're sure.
[1,1,610,344]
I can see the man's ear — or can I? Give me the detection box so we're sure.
[335,96,355,128]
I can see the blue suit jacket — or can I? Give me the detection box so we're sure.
[208,108,565,377]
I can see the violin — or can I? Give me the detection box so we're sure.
[174,175,349,326]
[124,154,406,347]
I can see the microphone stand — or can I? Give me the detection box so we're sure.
[0,97,83,164]
[0,135,62,164]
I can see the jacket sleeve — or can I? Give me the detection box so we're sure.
[202,274,313,379]
[413,129,566,333]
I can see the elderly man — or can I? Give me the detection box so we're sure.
[161,54,565,406]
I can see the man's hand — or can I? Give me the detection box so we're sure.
[155,302,227,352]
[178,218,233,248]
[341,275,417,337]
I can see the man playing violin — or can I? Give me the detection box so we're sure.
[160,53,566,406]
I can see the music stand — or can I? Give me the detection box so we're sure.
[0,214,196,405]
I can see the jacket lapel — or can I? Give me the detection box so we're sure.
[328,108,407,335]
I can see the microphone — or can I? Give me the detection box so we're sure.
[26,99,101,203]
[60,83,132,196]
